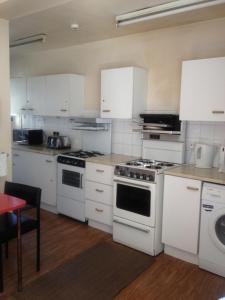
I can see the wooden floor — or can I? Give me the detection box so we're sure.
[1,210,225,300]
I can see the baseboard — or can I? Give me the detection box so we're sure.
[88,220,112,234]
[164,245,198,265]
[41,203,57,214]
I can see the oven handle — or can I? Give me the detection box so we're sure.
[113,217,150,233]
[113,179,151,190]
[80,174,83,189]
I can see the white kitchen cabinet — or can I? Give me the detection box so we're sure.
[27,76,46,115]
[85,162,114,233]
[101,67,147,119]
[45,74,85,117]
[12,150,57,211]
[11,73,85,117]
[10,78,27,115]
[162,175,201,255]
[180,57,225,121]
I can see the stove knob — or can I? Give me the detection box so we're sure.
[140,175,143,180]
[146,176,150,181]
[130,172,134,178]
[143,174,146,180]
[136,174,140,179]
[128,172,131,177]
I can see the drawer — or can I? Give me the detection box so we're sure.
[86,162,113,185]
[85,181,113,205]
[85,200,112,226]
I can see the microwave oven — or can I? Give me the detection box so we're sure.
[13,129,43,145]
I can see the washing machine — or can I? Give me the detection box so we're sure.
[199,183,225,277]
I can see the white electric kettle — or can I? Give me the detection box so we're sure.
[194,143,215,168]
[219,146,225,173]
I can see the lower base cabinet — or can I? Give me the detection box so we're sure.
[12,150,57,211]
[162,175,202,261]
[85,162,113,233]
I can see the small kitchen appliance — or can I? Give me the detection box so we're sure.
[57,150,104,222]
[13,129,43,145]
[47,132,71,149]
[194,143,215,168]
[219,146,225,173]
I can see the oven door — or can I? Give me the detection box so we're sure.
[57,163,85,201]
[113,176,156,227]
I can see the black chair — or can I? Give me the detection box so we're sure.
[0,181,41,292]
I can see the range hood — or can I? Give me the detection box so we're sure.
[70,117,111,131]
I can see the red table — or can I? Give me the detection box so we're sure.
[0,194,26,292]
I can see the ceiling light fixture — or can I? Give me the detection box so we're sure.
[10,33,47,48]
[116,0,225,26]
[70,23,80,30]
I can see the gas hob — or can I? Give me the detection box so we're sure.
[57,150,104,168]
[115,159,177,182]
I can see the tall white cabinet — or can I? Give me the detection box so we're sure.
[180,57,225,121]
[101,67,147,119]
[10,78,27,115]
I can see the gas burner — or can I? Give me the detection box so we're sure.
[126,161,143,166]
[63,150,104,159]
[146,165,162,170]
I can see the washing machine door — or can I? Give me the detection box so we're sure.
[209,209,225,253]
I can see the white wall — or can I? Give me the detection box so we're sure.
[0,19,11,190]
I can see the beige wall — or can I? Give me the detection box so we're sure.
[11,17,225,112]
[0,19,11,190]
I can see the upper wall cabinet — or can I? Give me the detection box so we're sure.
[11,78,27,115]
[45,74,85,117]
[11,74,85,117]
[100,67,147,119]
[180,57,225,121]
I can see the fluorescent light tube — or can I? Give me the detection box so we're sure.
[116,0,225,26]
[10,34,47,48]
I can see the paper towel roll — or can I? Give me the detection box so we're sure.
[0,152,7,177]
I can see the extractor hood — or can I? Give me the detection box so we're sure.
[70,117,111,131]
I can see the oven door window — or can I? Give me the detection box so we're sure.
[116,184,151,217]
[62,170,81,188]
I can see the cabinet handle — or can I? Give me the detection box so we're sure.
[13,154,20,157]
[45,159,53,163]
[102,109,111,113]
[96,189,104,193]
[95,208,103,213]
[60,109,67,112]
[27,108,34,111]
[21,108,26,111]
[212,110,224,114]
[96,169,104,173]
[187,186,199,191]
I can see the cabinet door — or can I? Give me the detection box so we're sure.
[180,57,225,121]
[101,67,133,119]
[12,150,29,183]
[162,175,201,254]
[27,76,46,115]
[10,78,27,115]
[45,74,70,116]
[69,74,85,117]
[40,155,56,206]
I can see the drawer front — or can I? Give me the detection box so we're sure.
[86,162,113,185]
[85,181,113,205]
[85,200,112,226]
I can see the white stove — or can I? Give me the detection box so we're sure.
[113,158,177,256]
[57,150,104,222]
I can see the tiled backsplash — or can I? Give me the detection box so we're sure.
[185,121,225,166]
[112,119,142,157]
[13,115,225,165]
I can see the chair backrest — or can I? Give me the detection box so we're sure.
[4,181,41,208]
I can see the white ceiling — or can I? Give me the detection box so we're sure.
[0,0,225,52]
